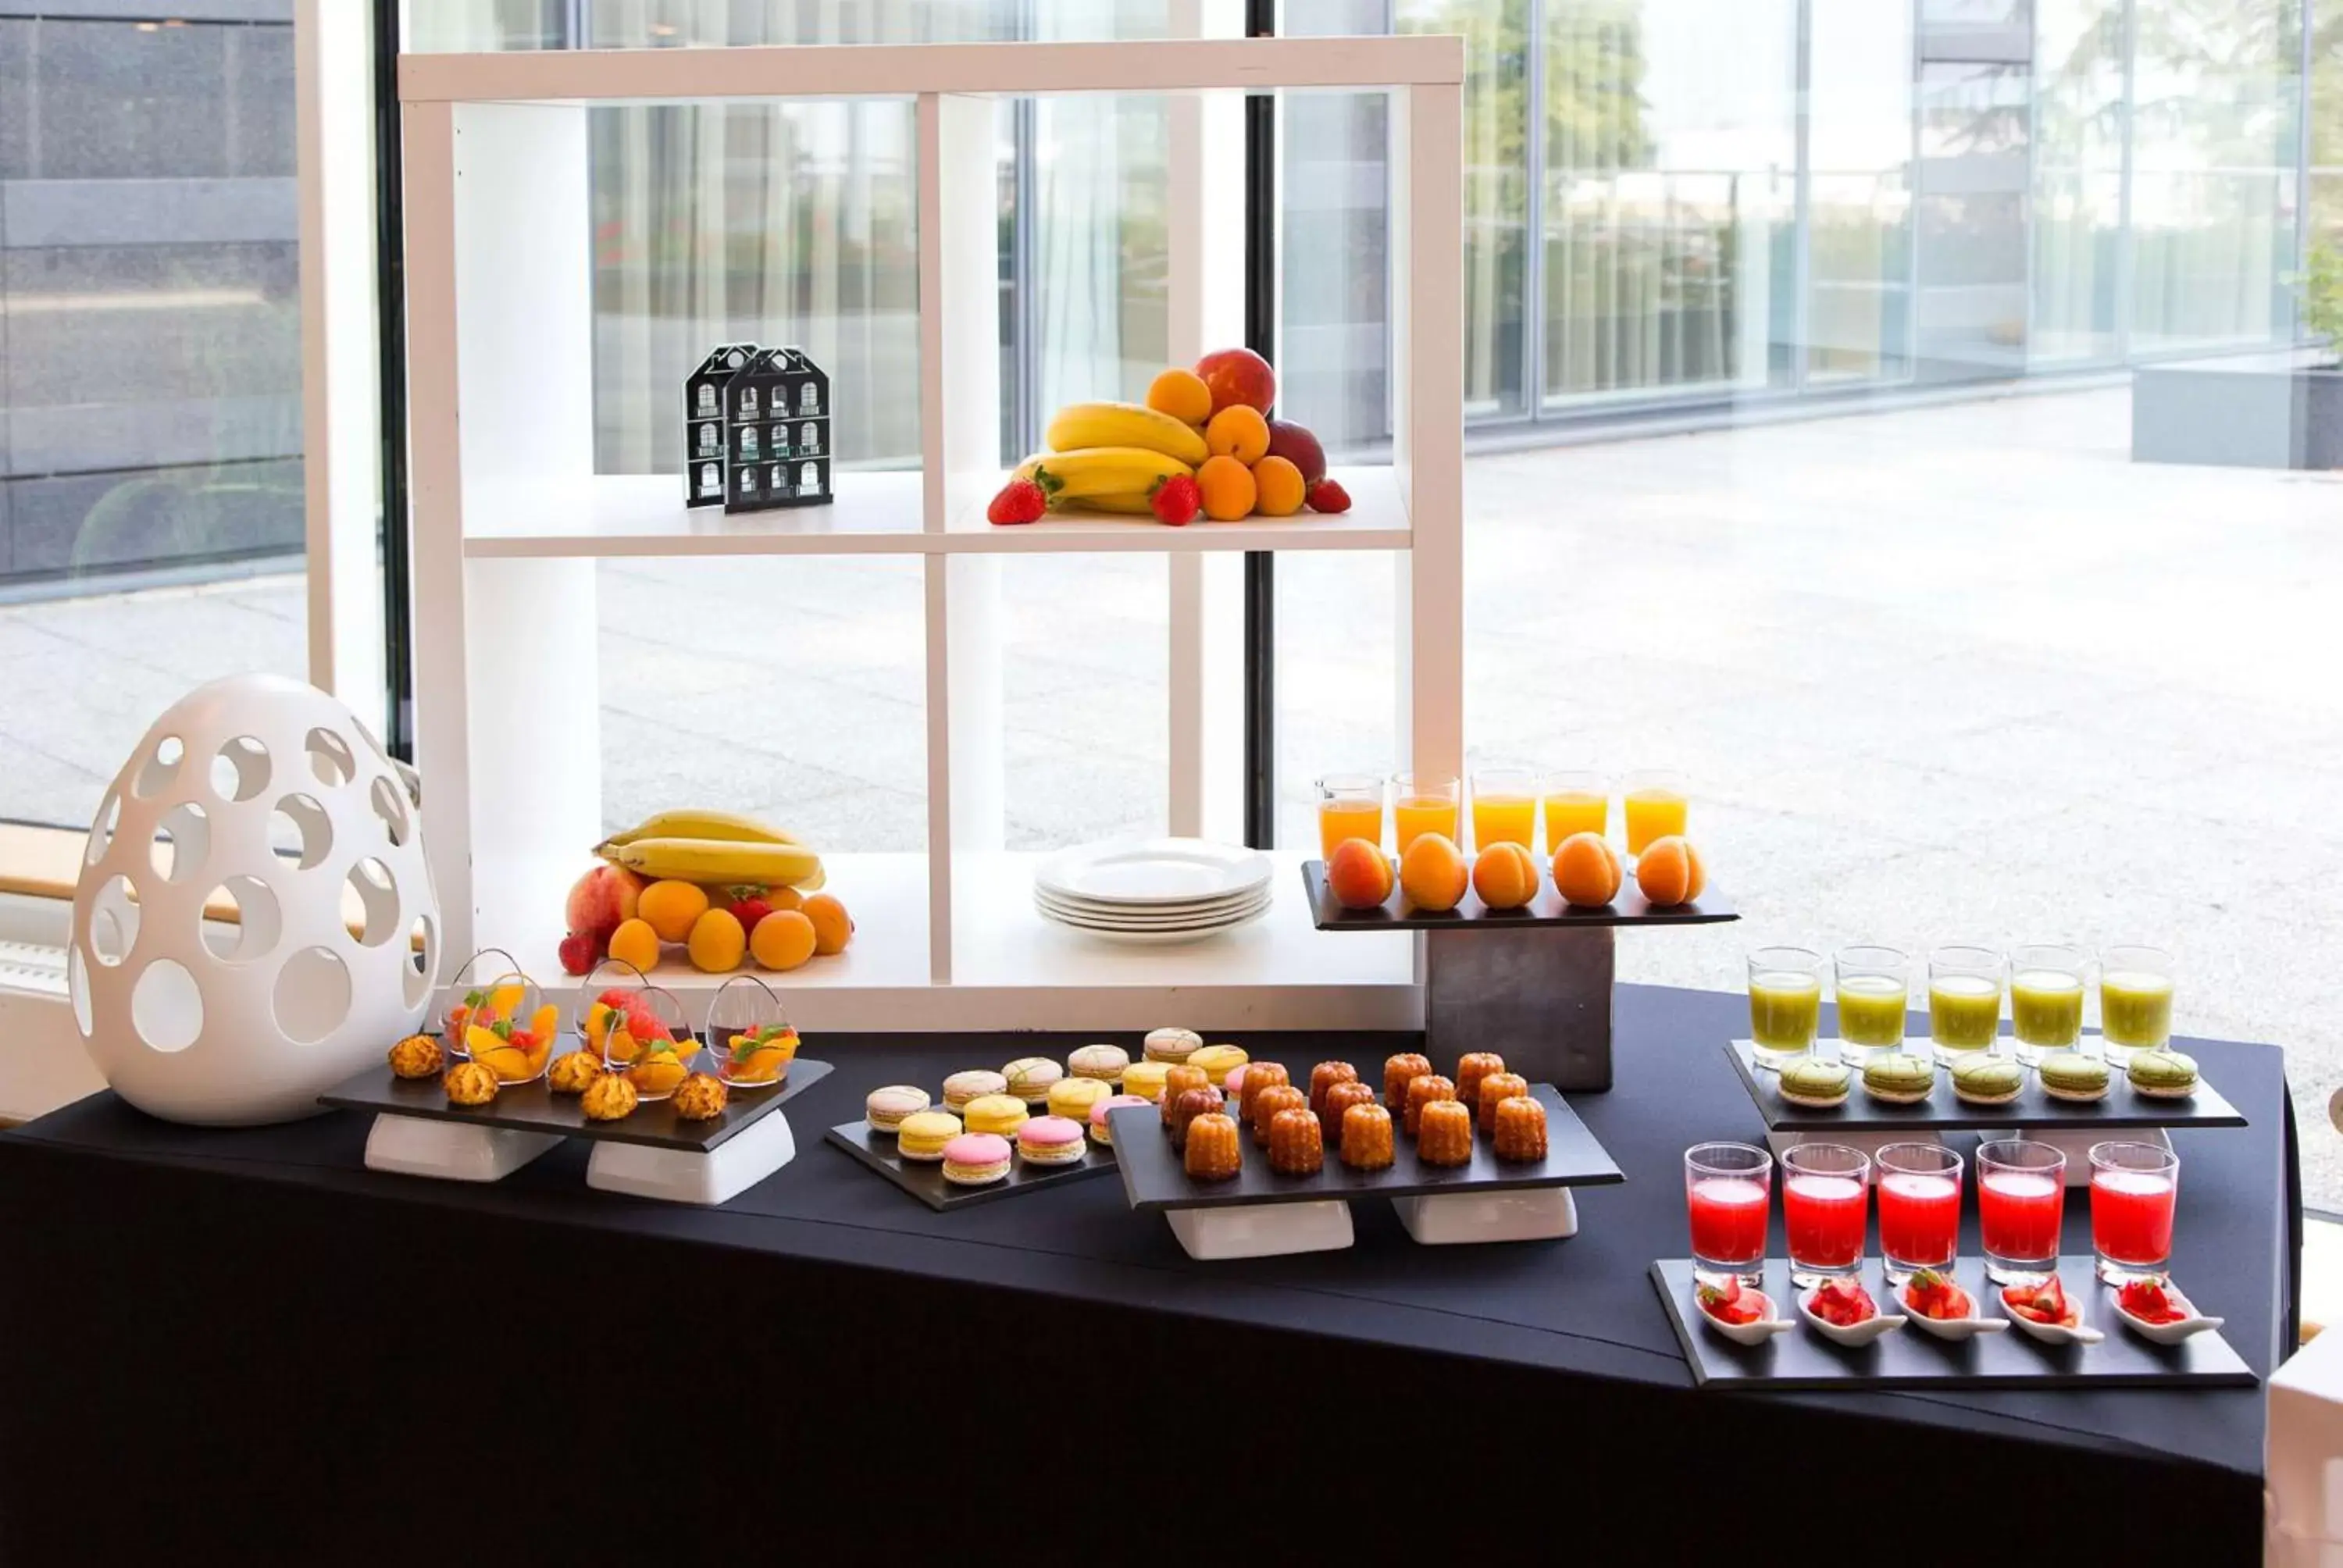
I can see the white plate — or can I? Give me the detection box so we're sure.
[1034,887,1271,925]
[1039,910,1268,946]
[1034,839,1272,907]
[1034,900,1268,937]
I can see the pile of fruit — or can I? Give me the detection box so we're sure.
[561,809,854,977]
[987,347,1351,527]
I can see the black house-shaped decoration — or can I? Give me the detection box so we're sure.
[683,342,760,508]
[720,347,832,512]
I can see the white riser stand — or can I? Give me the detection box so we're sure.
[586,1108,796,1206]
[1165,1199,1353,1260]
[366,1114,562,1181]
[1393,1187,1578,1245]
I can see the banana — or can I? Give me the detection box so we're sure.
[608,836,825,886]
[1065,494,1154,515]
[1017,447,1191,502]
[1046,402,1208,466]
[597,808,800,856]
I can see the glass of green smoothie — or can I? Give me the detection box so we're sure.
[1832,945,1910,1064]
[1747,946,1824,1068]
[2008,943,2087,1066]
[1928,945,2006,1064]
[2099,944,2174,1067]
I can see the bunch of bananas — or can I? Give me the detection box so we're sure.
[1015,401,1201,514]
[595,809,825,889]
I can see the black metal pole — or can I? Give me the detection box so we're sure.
[1241,0,1276,850]
[372,0,413,761]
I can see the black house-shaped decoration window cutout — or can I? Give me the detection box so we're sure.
[683,342,760,508]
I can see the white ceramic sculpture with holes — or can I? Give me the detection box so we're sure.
[69,674,439,1125]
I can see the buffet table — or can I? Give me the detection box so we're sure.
[0,985,2294,1561]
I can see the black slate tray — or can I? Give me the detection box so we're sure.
[1723,1041,2246,1131]
[826,1119,1117,1212]
[1301,860,1735,929]
[319,1053,833,1153]
[1104,1082,1622,1210]
[1652,1256,2256,1390]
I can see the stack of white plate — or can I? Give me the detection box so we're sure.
[1032,839,1275,945]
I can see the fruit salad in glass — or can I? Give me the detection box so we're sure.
[579,960,695,1103]
[705,974,798,1089]
[440,950,555,1085]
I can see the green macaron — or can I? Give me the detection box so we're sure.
[1949,1052,2024,1106]
[2127,1048,2199,1099]
[1777,1057,1852,1109]
[2037,1050,2110,1103]
[1861,1052,1936,1105]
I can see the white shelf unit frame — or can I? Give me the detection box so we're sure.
[399,37,1464,1030]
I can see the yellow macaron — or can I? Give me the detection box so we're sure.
[1047,1077,1111,1124]
[1122,1061,1171,1103]
[962,1093,1030,1137]
[896,1110,962,1161]
[1189,1044,1249,1087]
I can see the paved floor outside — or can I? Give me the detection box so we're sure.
[7,384,2341,1198]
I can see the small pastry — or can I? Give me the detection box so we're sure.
[865,1085,931,1132]
[1404,1074,1458,1137]
[896,1110,962,1162]
[443,1060,500,1106]
[1250,1084,1307,1142]
[2127,1049,2199,1099]
[1165,1087,1224,1149]
[1492,1095,1548,1162]
[943,1070,1007,1114]
[1067,1043,1129,1085]
[1777,1058,1851,1109]
[1122,1061,1171,1104]
[1189,1044,1248,1087]
[1950,1053,2024,1106]
[672,1071,729,1121]
[1163,1064,1213,1107]
[1383,1052,1433,1110]
[1016,1116,1088,1166]
[1003,1056,1064,1104]
[1089,1094,1149,1146]
[1308,1061,1360,1123]
[1454,1052,1506,1121]
[1238,1061,1289,1124]
[941,1132,1013,1186]
[389,1033,443,1079]
[962,1093,1030,1138]
[1182,1113,1243,1181]
[547,1048,605,1096]
[2038,1050,2110,1103]
[1322,1081,1378,1144]
[580,1072,637,1121]
[1267,1107,1324,1175]
[1047,1076,1111,1126]
[1144,1027,1203,1064]
[1475,1071,1529,1132]
[1861,1052,1936,1105]
[1339,1102,1395,1171]
[1417,1099,1474,1167]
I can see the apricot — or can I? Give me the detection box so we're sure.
[1635,835,1706,907]
[801,893,854,956]
[1252,455,1305,517]
[1326,837,1394,911]
[1471,842,1540,911]
[1552,832,1623,907]
[1146,368,1213,426]
[751,908,818,971]
[1205,404,1270,465]
[607,917,661,974]
[1196,455,1257,521]
[637,878,708,943]
[686,907,746,973]
[1398,832,1469,914]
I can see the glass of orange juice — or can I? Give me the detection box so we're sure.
[1469,765,1538,852]
[1391,772,1459,853]
[1541,771,1608,850]
[1623,770,1689,857]
[1315,774,1385,861]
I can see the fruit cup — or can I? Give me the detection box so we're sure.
[706,973,801,1091]
[580,959,696,1102]
[440,949,557,1085]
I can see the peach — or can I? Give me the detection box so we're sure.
[1196,455,1256,521]
[1635,836,1706,907]
[1205,405,1270,464]
[1552,832,1623,907]
[1252,455,1305,517]
[1398,832,1468,914]
[1195,346,1275,415]
[1146,368,1212,426]
[801,893,854,956]
[637,878,708,943]
[751,909,818,971]
[1264,420,1326,485]
[565,864,644,942]
[1326,838,1394,910]
[607,918,661,974]
[1471,842,1540,910]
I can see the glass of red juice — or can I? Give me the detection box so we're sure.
[1781,1142,1870,1288]
[2089,1140,2177,1284]
[1874,1142,1963,1285]
[1685,1142,1772,1286]
[1977,1139,2066,1285]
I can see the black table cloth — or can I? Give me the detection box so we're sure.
[0,985,2293,1563]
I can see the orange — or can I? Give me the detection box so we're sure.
[637,878,708,943]
[1398,832,1468,913]
[1196,455,1256,521]
[607,918,661,974]
[1252,455,1305,517]
[1470,842,1540,910]
[686,907,747,973]
[801,893,854,956]
[751,909,818,971]
[1634,836,1706,907]
[1551,832,1623,907]
[1325,838,1394,910]
[1145,368,1213,426]
[1204,405,1270,464]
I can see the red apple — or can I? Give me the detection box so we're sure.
[1264,419,1325,486]
[1194,347,1275,416]
[565,864,644,943]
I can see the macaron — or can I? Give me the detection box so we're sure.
[1122,1061,1171,1103]
[962,1093,1030,1137]
[865,1085,931,1133]
[1949,1053,2024,1106]
[1067,1043,1129,1085]
[1776,1057,1850,1109]
[1003,1056,1064,1104]
[941,1132,1012,1185]
[943,1070,1007,1114]
[1189,1044,1249,1087]
[1089,1094,1149,1146]
[1861,1053,1935,1105]
[1016,1116,1088,1166]
[1144,1027,1203,1064]
[1222,1064,1250,1102]
[896,1110,962,1162]
[2037,1050,2110,1103]
[1047,1076,1111,1124]
[2127,1048,2199,1099]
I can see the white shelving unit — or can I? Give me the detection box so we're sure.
[400,36,1464,1031]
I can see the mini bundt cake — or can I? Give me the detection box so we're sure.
[1165,1086,1224,1149]
[1382,1052,1432,1109]
[1475,1071,1530,1132]
[1267,1107,1323,1175]
[1238,1060,1290,1124]
[1418,1099,1474,1167]
[1182,1112,1243,1180]
[1404,1074,1458,1138]
[1250,1084,1307,1142]
[1454,1053,1506,1121]
[1308,1061,1360,1122]
[1339,1102,1395,1171]
[1492,1094,1548,1162]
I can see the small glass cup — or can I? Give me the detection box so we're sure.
[1391,772,1460,853]
[1928,944,2006,1065]
[1875,1142,1963,1285]
[2099,944,2174,1067]
[1540,770,1609,850]
[2089,1140,2179,1284]
[1315,773,1385,861]
[1469,764,1539,852]
[580,959,694,1102]
[440,948,553,1085]
[1685,1141,1772,1286]
[706,973,799,1091]
[1781,1142,1870,1288]
[1977,1139,2066,1285]
[1622,769,1689,857]
[1746,946,1824,1068]
[1833,945,1910,1065]
[2008,943,2086,1066]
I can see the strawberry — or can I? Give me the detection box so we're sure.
[2118,1278,2185,1324]
[726,890,773,936]
[1904,1269,1971,1320]
[986,476,1053,526]
[2002,1276,2074,1325]
[1305,478,1352,514]
[1810,1278,1876,1326]
[1148,472,1201,526]
[558,930,599,975]
[596,988,637,1012]
[1696,1276,1761,1326]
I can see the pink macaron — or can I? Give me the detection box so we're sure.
[1088,1094,1150,1146]
[1015,1115,1088,1166]
[1223,1064,1250,1102]
[940,1132,1011,1185]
